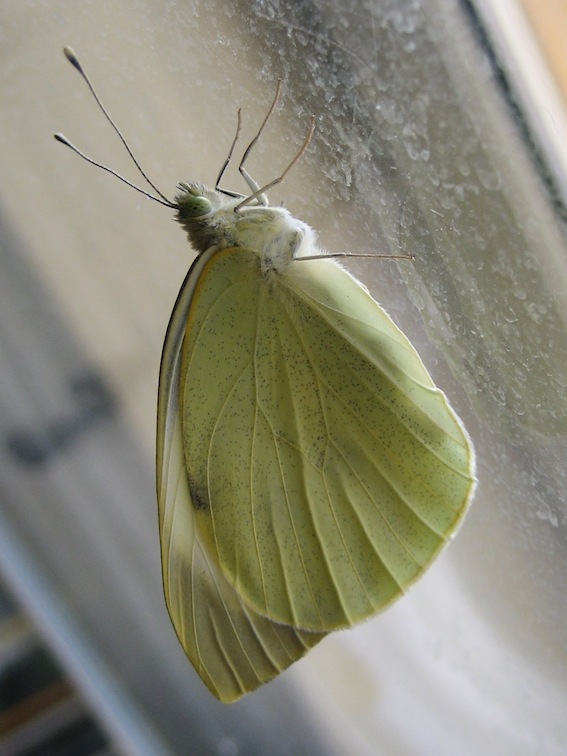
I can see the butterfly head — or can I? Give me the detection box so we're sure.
[175,182,217,220]
[175,181,244,253]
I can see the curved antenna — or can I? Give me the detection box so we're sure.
[58,47,173,206]
[54,133,175,208]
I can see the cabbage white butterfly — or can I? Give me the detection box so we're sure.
[57,48,476,703]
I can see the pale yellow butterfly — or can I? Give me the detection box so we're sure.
[56,47,476,703]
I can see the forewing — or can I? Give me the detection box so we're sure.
[157,249,324,703]
[181,250,475,633]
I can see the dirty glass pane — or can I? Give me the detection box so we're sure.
[1,1,566,753]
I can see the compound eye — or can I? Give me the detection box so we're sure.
[182,195,213,218]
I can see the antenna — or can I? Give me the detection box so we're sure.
[55,47,175,208]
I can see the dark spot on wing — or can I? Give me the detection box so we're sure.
[189,480,209,512]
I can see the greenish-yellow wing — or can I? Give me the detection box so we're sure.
[180,247,475,633]
[156,250,325,703]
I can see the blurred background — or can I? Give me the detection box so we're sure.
[1,1,566,753]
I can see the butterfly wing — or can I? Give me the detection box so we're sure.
[179,247,475,633]
[157,249,325,703]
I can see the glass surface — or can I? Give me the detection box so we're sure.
[0,1,566,753]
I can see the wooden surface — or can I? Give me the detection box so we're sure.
[521,0,567,106]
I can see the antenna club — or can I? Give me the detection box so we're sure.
[57,45,171,204]
[63,46,83,72]
[54,132,71,146]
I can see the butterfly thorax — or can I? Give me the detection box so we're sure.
[175,182,317,273]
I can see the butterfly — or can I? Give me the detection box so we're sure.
[57,47,476,702]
